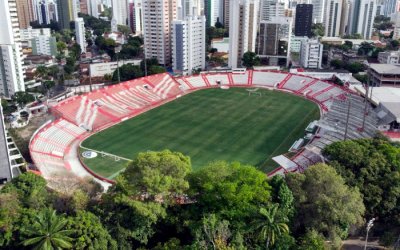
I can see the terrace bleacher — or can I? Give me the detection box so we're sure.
[32,71,375,183]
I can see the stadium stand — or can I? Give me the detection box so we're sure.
[231,71,250,85]
[252,71,288,87]
[32,71,377,185]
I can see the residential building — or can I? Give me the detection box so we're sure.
[0,104,14,184]
[340,0,350,34]
[257,16,292,66]
[310,0,326,23]
[378,51,400,64]
[260,0,285,21]
[172,15,206,75]
[0,0,25,98]
[391,12,400,39]
[223,0,229,30]
[57,0,75,29]
[31,35,57,56]
[111,0,128,27]
[80,0,89,14]
[88,0,99,17]
[228,0,259,68]
[129,0,143,34]
[20,27,51,42]
[300,39,323,68]
[368,63,400,86]
[75,17,86,53]
[89,59,141,77]
[324,0,342,37]
[347,0,377,39]
[383,0,397,16]
[294,4,313,36]
[290,36,309,52]
[142,0,177,66]
[204,0,223,27]
[16,0,35,28]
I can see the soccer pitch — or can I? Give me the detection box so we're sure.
[81,88,320,179]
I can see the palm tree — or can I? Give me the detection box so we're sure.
[250,205,289,249]
[22,208,74,250]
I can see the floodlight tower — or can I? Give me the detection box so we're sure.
[364,218,375,250]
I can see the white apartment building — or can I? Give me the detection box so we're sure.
[228,0,259,68]
[324,0,342,37]
[310,0,326,23]
[20,27,52,41]
[88,0,99,18]
[0,0,25,98]
[206,0,223,26]
[391,12,400,39]
[31,35,57,56]
[111,0,128,29]
[75,17,86,53]
[143,0,177,66]
[347,0,377,39]
[378,51,400,64]
[300,39,323,69]
[290,36,308,52]
[172,16,206,75]
[260,0,286,21]
[89,60,141,77]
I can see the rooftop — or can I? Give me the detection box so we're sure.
[369,64,400,74]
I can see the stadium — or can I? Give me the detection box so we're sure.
[29,70,378,187]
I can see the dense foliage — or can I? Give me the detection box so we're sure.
[323,137,400,243]
[2,140,397,248]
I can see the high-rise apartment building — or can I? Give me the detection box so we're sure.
[258,16,292,66]
[31,35,57,55]
[228,0,259,68]
[111,0,128,27]
[75,17,86,53]
[383,0,398,16]
[300,39,323,68]
[172,16,206,75]
[0,0,25,98]
[324,0,342,36]
[347,0,377,39]
[87,0,99,17]
[16,0,35,28]
[260,0,286,21]
[310,0,326,23]
[57,0,75,29]
[204,0,223,27]
[143,0,177,66]
[391,12,400,39]
[295,4,313,36]
[129,0,143,34]
[223,0,230,30]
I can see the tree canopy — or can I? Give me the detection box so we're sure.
[286,163,365,245]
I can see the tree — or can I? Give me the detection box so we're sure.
[358,42,374,56]
[69,43,82,60]
[56,41,67,54]
[1,172,48,208]
[67,211,117,250]
[148,65,166,75]
[249,205,289,248]
[322,138,400,232]
[242,51,260,69]
[286,164,365,243]
[11,91,35,107]
[99,150,192,246]
[345,62,365,74]
[311,23,325,37]
[188,161,271,230]
[112,63,143,82]
[35,65,48,79]
[22,208,74,250]
[118,25,132,36]
[121,150,191,201]
[0,192,21,247]
[298,230,326,250]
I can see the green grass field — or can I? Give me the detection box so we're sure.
[81,88,319,179]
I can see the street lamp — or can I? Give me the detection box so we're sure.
[364,218,375,250]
